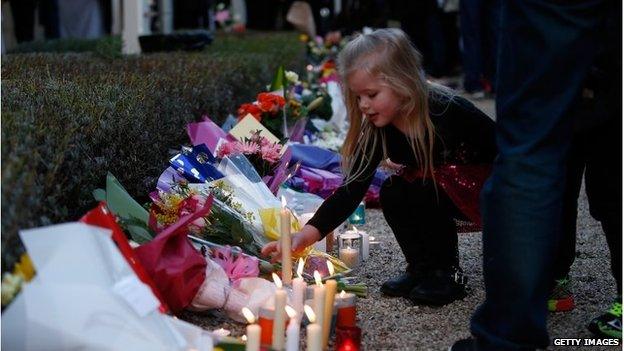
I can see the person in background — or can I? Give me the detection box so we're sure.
[548,11,621,337]
[459,0,500,98]
[451,1,618,349]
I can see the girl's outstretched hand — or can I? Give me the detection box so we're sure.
[261,225,322,263]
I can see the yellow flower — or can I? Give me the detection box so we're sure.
[299,34,309,42]
[13,253,35,281]
[1,272,23,306]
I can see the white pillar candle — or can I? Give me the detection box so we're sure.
[339,248,359,268]
[304,305,322,351]
[272,274,287,350]
[285,306,300,351]
[292,258,307,317]
[242,308,261,351]
[322,279,337,348]
[281,197,292,285]
[312,271,325,334]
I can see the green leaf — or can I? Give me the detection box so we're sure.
[269,65,285,91]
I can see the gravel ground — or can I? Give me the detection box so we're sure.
[181,98,619,350]
[181,189,619,350]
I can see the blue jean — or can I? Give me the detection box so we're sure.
[469,0,610,349]
[460,0,500,92]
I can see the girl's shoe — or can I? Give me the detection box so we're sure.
[587,299,622,339]
[409,269,467,306]
[548,276,575,312]
[380,272,424,298]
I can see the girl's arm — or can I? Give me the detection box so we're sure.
[262,140,383,260]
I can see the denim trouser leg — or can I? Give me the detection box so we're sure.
[460,0,484,92]
[469,0,609,349]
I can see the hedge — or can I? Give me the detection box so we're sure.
[1,31,306,270]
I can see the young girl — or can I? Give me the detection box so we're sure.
[262,28,496,305]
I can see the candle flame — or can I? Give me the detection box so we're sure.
[272,272,283,288]
[327,261,335,276]
[281,196,287,209]
[242,335,247,342]
[297,257,304,278]
[340,290,346,298]
[313,270,322,286]
[352,225,358,233]
[242,307,256,324]
[304,305,316,323]
[285,305,297,319]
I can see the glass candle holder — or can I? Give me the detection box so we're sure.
[335,326,362,351]
[338,233,361,268]
[258,306,274,346]
[347,202,366,225]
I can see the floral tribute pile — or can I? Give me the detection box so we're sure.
[2,32,383,351]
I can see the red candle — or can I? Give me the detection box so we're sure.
[335,326,361,351]
[335,291,356,328]
[258,307,274,346]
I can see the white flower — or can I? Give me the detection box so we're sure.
[285,71,299,84]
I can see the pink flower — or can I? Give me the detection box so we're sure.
[235,140,260,155]
[259,136,272,147]
[215,10,230,24]
[260,143,282,163]
[216,141,238,159]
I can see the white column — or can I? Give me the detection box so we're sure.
[122,0,143,54]
[111,0,122,35]
[158,0,173,34]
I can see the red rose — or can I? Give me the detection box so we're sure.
[257,92,286,114]
[237,103,262,121]
[322,60,336,71]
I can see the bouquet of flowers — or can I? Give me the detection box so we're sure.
[216,130,284,178]
[213,1,245,32]
[300,33,348,65]
[148,179,268,257]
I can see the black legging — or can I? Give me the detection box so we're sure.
[379,175,464,273]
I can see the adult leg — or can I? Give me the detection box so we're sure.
[460,0,485,93]
[552,141,585,283]
[469,1,608,349]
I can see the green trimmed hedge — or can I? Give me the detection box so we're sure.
[1,31,305,270]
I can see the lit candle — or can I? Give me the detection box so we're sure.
[322,276,337,347]
[285,306,300,351]
[335,290,357,328]
[281,196,292,285]
[292,258,307,318]
[242,307,261,351]
[312,271,325,337]
[272,273,287,350]
[304,305,322,351]
[335,326,362,351]
[339,247,359,268]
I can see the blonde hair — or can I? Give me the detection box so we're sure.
[338,28,437,183]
